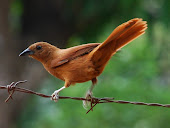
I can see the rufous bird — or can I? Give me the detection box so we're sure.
[19,18,147,104]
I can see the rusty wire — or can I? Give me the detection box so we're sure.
[0,80,170,114]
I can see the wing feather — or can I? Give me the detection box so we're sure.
[51,43,100,68]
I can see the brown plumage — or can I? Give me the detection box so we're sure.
[19,18,147,102]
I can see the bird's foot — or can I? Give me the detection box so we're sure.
[51,90,60,102]
[83,90,93,109]
[51,86,66,102]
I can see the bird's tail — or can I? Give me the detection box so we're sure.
[90,18,147,71]
[102,18,147,52]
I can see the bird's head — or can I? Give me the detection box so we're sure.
[19,42,58,62]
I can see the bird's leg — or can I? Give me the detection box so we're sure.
[83,78,97,108]
[51,81,70,102]
[86,78,97,98]
[85,84,95,99]
[51,86,65,102]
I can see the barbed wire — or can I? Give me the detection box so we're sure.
[0,80,170,114]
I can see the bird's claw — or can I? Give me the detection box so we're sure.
[83,90,93,109]
[51,90,59,102]
[85,90,93,99]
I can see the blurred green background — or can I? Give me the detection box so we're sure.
[0,0,169,128]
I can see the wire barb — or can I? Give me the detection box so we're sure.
[5,80,27,102]
[0,80,170,114]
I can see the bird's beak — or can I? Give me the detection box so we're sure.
[19,48,34,56]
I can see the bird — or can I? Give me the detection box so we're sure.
[19,18,147,104]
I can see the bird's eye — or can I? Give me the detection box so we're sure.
[36,45,42,50]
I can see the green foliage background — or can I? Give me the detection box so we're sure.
[11,0,169,128]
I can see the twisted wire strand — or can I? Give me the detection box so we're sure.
[0,80,170,114]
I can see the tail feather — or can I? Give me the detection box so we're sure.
[115,20,147,51]
[103,18,143,46]
[90,18,147,71]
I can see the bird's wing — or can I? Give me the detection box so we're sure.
[51,43,100,68]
